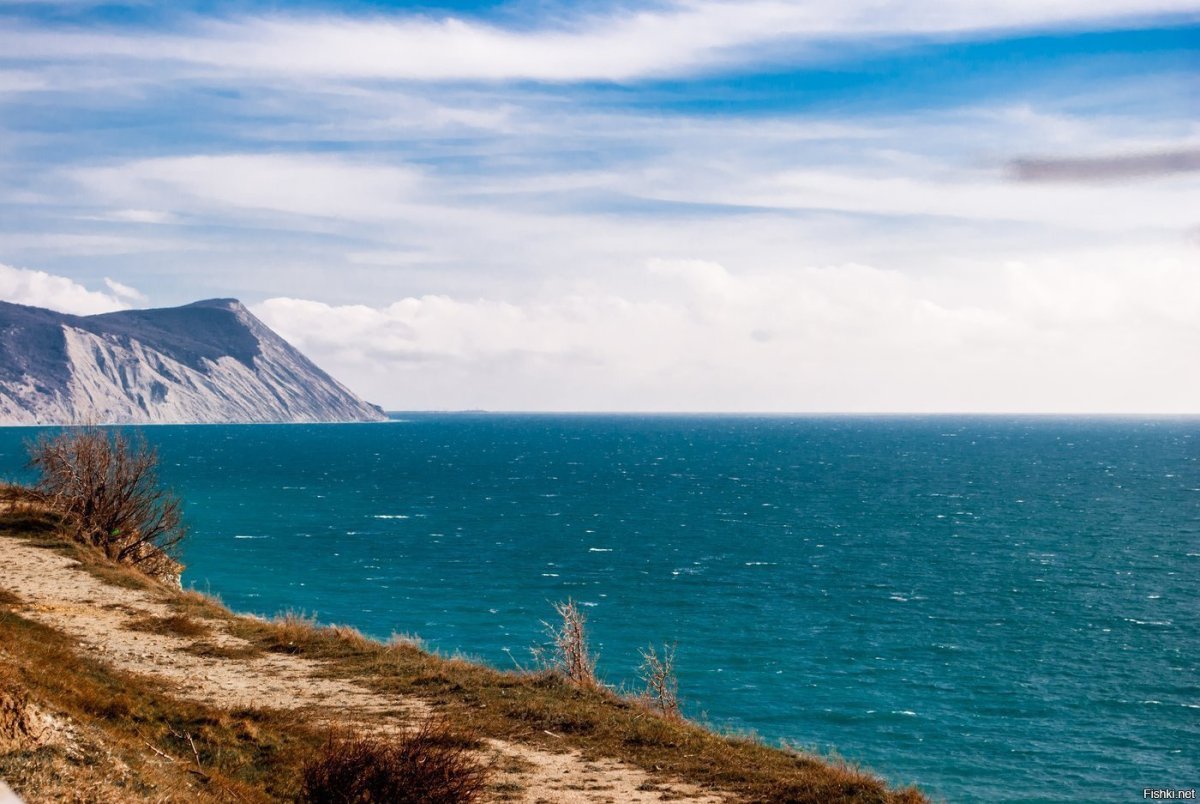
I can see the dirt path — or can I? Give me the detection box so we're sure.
[0,538,727,803]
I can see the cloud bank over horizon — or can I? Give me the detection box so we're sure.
[1,0,1197,412]
[249,247,1199,413]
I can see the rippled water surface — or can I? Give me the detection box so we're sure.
[2,415,1196,801]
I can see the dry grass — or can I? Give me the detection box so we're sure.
[388,632,428,651]
[0,603,323,803]
[127,613,212,639]
[183,640,266,661]
[175,588,234,621]
[225,610,927,803]
[298,719,491,804]
[250,610,375,657]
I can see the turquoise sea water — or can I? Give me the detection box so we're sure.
[0,415,1196,801]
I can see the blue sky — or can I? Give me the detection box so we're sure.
[0,0,1197,411]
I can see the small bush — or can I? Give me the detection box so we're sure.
[26,427,185,581]
[537,599,599,689]
[299,719,490,804]
[637,642,681,720]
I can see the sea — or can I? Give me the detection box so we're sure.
[0,415,1195,802]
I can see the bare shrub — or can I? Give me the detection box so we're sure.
[637,642,681,720]
[299,719,490,804]
[536,599,599,689]
[26,427,184,580]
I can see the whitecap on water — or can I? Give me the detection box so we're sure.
[233,534,268,540]
[373,514,410,519]
[588,547,613,552]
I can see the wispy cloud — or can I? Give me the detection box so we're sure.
[73,154,425,222]
[103,275,147,303]
[3,1,1197,82]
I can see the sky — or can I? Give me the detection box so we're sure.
[0,1,1197,412]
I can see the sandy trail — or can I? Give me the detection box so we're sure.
[0,537,726,803]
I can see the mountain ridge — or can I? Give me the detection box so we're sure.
[0,298,387,425]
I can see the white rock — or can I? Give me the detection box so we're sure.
[0,298,386,425]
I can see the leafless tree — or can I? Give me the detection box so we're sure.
[27,426,185,577]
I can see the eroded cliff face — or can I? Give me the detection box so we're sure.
[0,298,386,424]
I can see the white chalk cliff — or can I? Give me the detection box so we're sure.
[0,298,387,424]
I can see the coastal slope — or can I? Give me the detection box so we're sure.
[0,298,386,425]
[0,491,927,803]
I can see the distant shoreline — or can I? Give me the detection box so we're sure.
[2,410,1197,428]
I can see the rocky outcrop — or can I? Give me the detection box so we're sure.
[0,677,49,754]
[0,299,386,424]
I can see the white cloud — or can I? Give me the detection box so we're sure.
[103,276,148,303]
[98,209,177,225]
[73,154,424,222]
[2,1,1196,82]
[0,263,136,315]
[722,165,1199,230]
[253,246,1200,413]
[57,105,1197,284]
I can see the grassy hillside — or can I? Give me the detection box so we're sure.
[0,486,927,803]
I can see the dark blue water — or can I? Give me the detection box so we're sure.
[1,416,1196,801]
